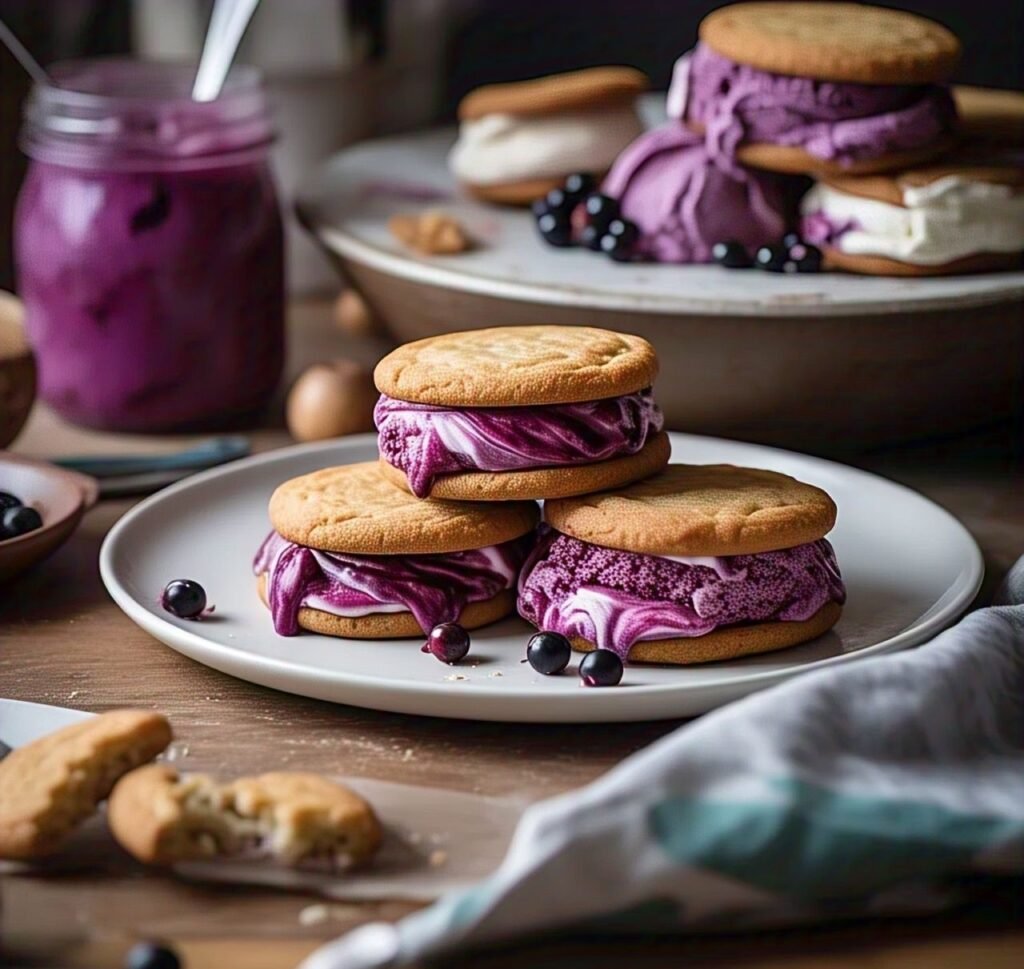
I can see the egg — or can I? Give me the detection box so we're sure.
[0,291,36,448]
[333,288,378,337]
[286,359,378,442]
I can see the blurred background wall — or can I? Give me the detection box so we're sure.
[0,0,1021,293]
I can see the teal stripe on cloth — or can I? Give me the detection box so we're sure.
[649,777,1024,900]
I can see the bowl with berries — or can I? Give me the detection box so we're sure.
[0,453,98,583]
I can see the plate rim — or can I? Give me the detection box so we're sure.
[99,433,984,720]
[296,127,1024,319]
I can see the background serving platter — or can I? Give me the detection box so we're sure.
[100,433,983,724]
[296,124,1024,452]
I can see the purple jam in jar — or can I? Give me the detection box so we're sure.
[15,60,284,430]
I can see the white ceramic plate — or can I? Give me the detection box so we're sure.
[0,697,91,748]
[99,434,982,723]
[297,124,1024,318]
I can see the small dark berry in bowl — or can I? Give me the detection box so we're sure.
[579,649,624,687]
[0,491,22,513]
[161,579,208,620]
[0,505,42,540]
[536,211,574,248]
[712,240,752,268]
[583,193,619,231]
[563,172,596,199]
[782,231,802,249]
[125,941,181,969]
[526,631,572,675]
[422,622,471,664]
[755,243,788,272]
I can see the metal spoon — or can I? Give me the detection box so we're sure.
[0,17,51,87]
[192,0,262,102]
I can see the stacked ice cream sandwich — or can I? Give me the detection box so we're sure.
[255,325,845,670]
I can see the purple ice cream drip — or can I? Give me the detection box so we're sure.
[517,527,846,660]
[254,531,533,636]
[682,43,956,167]
[800,209,861,248]
[375,389,664,499]
[601,122,789,263]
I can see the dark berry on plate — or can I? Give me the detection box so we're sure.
[125,941,181,969]
[712,240,752,268]
[564,172,597,199]
[530,197,550,218]
[782,231,802,249]
[422,622,471,664]
[544,187,573,214]
[536,211,573,248]
[579,649,624,687]
[161,579,207,620]
[0,491,22,513]
[0,505,42,539]
[526,631,572,675]
[583,193,619,231]
[755,243,788,272]
[600,219,640,262]
[789,242,823,273]
[580,224,604,251]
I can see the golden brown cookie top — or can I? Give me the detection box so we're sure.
[545,464,837,557]
[374,326,658,407]
[0,710,172,860]
[954,85,1024,147]
[457,67,648,121]
[268,462,539,554]
[699,2,960,84]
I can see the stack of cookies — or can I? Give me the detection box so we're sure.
[452,2,1023,276]
[254,325,846,676]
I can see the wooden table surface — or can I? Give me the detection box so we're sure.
[2,299,1023,968]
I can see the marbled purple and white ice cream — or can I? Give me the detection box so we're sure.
[375,388,664,499]
[255,530,532,636]
[517,527,845,660]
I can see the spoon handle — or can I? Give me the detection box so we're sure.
[0,18,50,87]
[192,0,262,102]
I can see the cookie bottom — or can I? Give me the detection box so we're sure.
[462,173,607,207]
[257,574,516,639]
[380,430,671,502]
[687,124,955,176]
[823,247,1022,277]
[569,601,843,666]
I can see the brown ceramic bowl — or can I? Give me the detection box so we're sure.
[0,453,98,583]
[0,291,36,448]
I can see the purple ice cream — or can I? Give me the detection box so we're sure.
[679,44,956,167]
[375,389,664,499]
[254,530,533,636]
[517,527,845,660]
[601,122,790,264]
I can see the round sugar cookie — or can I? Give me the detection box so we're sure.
[379,431,670,502]
[822,247,1022,277]
[954,85,1024,147]
[545,463,837,557]
[570,602,843,665]
[457,67,647,122]
[256,575,516,639]
[374,325,658,407]
[699,2,960,84]
[268,461,539,554]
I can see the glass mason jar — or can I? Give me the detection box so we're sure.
[15,60,284,431]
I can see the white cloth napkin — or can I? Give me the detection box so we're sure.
[302,558,1024,969]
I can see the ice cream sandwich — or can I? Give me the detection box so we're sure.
[676,2,960,176]
[518,464,845,665]
[374,325,670,501]
[450,67,648,206]
[800,154,1024,275]
[254,462,538,637]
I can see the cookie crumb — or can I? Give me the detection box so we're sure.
[429,849,448,867]
[401,748,415,762]
[298,902,364,926]
[389,210,473,255]
[489,670,504,678]
[444,673,468,682]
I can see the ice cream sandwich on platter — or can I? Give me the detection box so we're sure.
[254,462,538,638]
[449,67,648,206]
[373,325,670,501]
[677,1,961,176]
[518,464,846,665]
